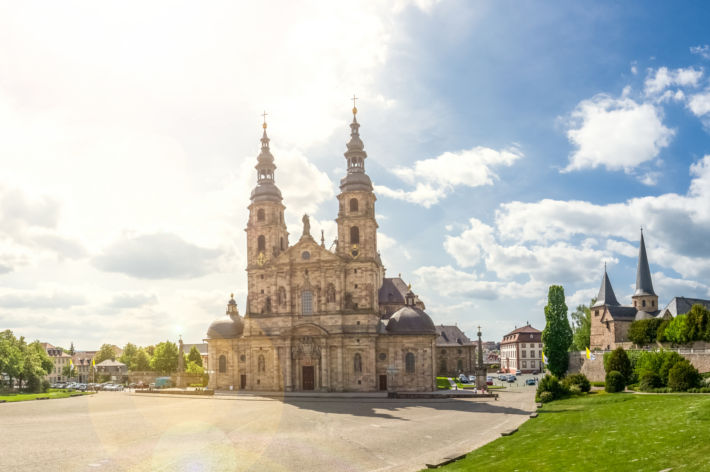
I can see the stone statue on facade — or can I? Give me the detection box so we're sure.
[302,214,311,237]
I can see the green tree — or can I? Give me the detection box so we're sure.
[605,347,632,385]
[119,343,139,369]
[569,299,594,351]
[686,304,710,341]
[18,341,53,392]
[68,342,75,356]
[188,346,203,367]
[0,330,23,388]
[627,318,662,346]
[62,364,76,379]
[542,285,572,377]
[94,344,117,364]
[185,361,204,375]
[664,315,690,344]
[132,348,152,371]
[667,359,701,391]
[151,341,179,374]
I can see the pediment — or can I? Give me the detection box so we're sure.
[272,236,342,265]
[290,322,330,337]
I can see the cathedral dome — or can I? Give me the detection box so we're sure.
[386,306,436,335]
[207,317,244,339]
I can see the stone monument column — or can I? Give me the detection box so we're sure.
[176,335,186,388]
[475,326,487,390]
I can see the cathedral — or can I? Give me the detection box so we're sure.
[205,106,439,392]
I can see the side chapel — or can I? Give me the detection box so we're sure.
[206,106,438,392]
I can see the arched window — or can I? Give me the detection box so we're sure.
[354,353,362,373]
[350,226,359,245]
[280,237,284,251]
[642,299,646,307]
[302,290,313,315]
[258,235,265,252]
[277,287,286,306]
[258,355,265,373]
[405,352,415,374]
[265,296,272,313]
[218,355,226,373]
[257,209,265,221]
[439,358,447,375]
[349,198,358,212]
[457,359,464,372]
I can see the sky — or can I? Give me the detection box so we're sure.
[2,1,710,350]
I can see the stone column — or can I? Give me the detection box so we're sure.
[321,340,329,391]
[285,340,293,391]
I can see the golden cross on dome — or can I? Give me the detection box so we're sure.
[262,110,268,129]
[351,94,358,114]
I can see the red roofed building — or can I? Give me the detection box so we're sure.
[500,324,542,374]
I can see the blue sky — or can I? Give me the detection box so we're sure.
[1,1,710,348]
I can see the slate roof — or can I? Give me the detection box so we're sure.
[593,269,620,307]
[635,231,656,296]
[378,277,409,304]
[605,305,639,320]
[662,297,710,317]
[386,306,436,335]
[501,324,541,344]
[435,325,474,346]
[182,343,208,355]
[96,359,126,367]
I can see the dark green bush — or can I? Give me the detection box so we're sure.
[639,371,662,391]
[628,318,662,346]
[605,347,632,385]
[535,375,569,402]
[41,379,50,393]
[605,370,625,393]
[562,373,591,393]
[539,391,554,403]
[659,351,685,385]
[668,359,702,391]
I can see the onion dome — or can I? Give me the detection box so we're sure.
[250,115,283,203]
[206,294,244,339]
[340,102,373,192]
[386,286,436,335]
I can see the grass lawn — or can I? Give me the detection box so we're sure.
[0,389,93,402]
[432,393,710,471]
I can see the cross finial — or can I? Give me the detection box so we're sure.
[262,110,268,129]
[351,94,358,115]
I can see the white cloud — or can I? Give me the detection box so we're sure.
[644,67,703,96]
[0,291,86,309]
[688,91,710,117]
[564,94,674,173]
[376,146,523,207]
[690,45,710,60]
[93,233,222,279]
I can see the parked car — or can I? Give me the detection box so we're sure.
[458,374,470,384]
[525,378,536,386]
[515,370,522,375]
[498,374,507,381]
[486,376,493,385]
[507,375,516,383]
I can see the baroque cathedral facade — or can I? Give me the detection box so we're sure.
[205,107,439,392]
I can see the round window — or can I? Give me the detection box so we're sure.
[302,251,310,260]
[239,355,246,362]
[379,352,387,361]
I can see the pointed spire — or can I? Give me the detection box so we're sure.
[635,228,656,296]
[593,265,620,307]
[250,111,282,203]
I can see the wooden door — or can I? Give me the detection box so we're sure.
[302,366,315,390]
[379,375,387,391]
[240,374,246,389]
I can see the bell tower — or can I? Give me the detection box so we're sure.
[336,100,379,261]
[245,114,289,268]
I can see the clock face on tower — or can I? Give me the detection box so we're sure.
[350,243,359,259]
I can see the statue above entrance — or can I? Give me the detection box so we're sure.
[302,213,311,238]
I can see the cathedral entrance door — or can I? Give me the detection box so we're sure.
[302,366,315,390]
[379,375,387,391]
[240,375,246,389]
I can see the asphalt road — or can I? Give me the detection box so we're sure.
[0,387,535,472]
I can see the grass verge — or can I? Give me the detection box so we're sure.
[0,389,93,402]
[429,393,710,471]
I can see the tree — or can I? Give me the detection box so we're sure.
[569,299,594,351]
[605,347,632,385]
[94,344,117,364]
[667,359,701,391]
[188,346,203,367]
[542,285,572,377]
[185,361,204,375]
[69,342,75,356]
[62,364,76,379]
[132,348,152,371]
[664,315,690,344]
[151,341,179,374]
[686,304,710,341]
[119,343,139,369]
[18,341,53,392]
[627,318,662,346]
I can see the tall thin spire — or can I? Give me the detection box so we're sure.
[592,265,620,307]
[635,229,656,296]
[250,112,282,202]
[340,98,373,192]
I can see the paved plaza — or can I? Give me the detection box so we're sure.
[0,387,535,472]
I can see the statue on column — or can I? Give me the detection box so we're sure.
[178,335,185,373]
[475,326,487,391]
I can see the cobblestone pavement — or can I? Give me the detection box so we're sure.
[0,386,535,472]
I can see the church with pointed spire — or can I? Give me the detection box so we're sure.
[205,106,440,392]
[589,230,710,350]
